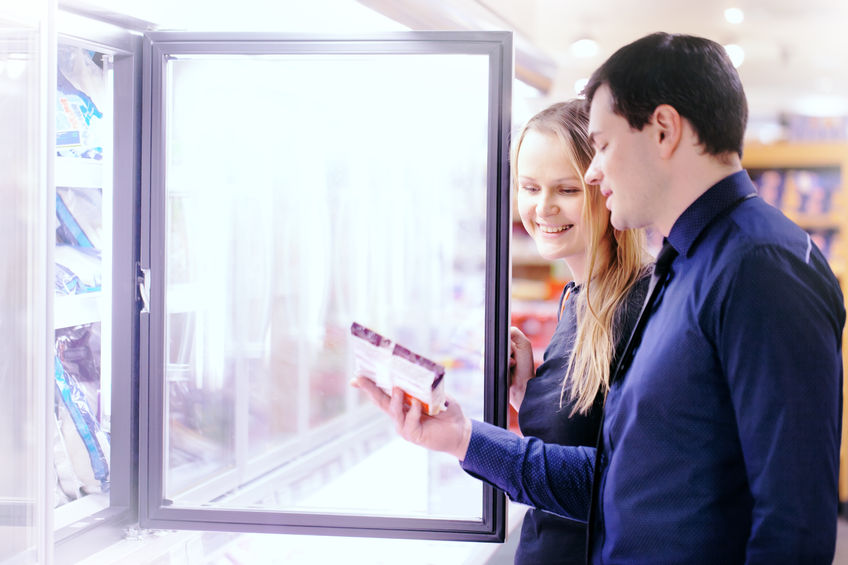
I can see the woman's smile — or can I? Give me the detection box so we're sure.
[537,222,573,235]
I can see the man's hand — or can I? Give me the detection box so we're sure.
[508,326,536,412]
[350,377,472,461]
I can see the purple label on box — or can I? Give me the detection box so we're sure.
[350,322,392,348]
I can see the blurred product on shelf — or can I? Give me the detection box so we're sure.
[56,324,102,403]
[792,168,840,215]
[787,114,848,143]
[55,245,101,295]
[510,306,558,367]
[749,165,842,261]
[511,278,549,302]
[56,45,106,160]
[809,227,839,258]
[751,166,841,216]
[53,349,110,505]
[57,186,103,247]
[512,222,572,302]
[55,187,103,294]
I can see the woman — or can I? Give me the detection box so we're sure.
[353,99,650,564]
[506,101,648,564]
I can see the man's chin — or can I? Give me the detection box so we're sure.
[609,214,630,231]
[611,215,654,233]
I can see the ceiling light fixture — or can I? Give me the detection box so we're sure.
[723,43,745,68]
[574,77,589,96]
[724,7,744,24]
[570,38,598,58]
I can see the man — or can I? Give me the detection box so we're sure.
[353,32,845,564]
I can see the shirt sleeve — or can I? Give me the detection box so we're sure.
[718,244,844,563]
[460,419,596,523]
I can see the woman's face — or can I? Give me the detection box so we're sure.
[516,129,589,274]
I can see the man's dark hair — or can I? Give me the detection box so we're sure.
[584,32,748,158]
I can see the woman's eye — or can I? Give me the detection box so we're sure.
[519,185,539,193]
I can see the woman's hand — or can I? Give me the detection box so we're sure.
[350,377,472,461]
[508,326,536,412]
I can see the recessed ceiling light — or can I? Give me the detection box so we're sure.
[724,7,744,24]
[571,38,598,58]
[723,43,745,68]
[574,77,589,95]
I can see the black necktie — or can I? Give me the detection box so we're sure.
[610,239,679,383]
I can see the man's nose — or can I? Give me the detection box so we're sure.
[584,155,602,186]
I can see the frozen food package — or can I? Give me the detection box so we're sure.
[57,187,103,249]
[56,45,106,160]
[350,322,446,415]
[55,244,101,295]
[54,356,110,494]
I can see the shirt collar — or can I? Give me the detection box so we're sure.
[666,170,757,257]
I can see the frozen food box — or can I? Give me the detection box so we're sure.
[350,322,446,416]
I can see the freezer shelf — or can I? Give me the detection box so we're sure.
[55,293,102,329]
[56,155,104,189]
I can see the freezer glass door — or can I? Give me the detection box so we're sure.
[141,32,510,540]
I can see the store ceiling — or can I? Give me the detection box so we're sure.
[63,0,848,132]
[477,0,848,126]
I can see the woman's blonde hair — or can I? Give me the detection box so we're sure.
[511,100,648,415]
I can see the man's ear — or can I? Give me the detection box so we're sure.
[653,104,682,159]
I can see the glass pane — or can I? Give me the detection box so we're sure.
[162,52,490,520]
[0,4,49,563]
[53,42,113,528]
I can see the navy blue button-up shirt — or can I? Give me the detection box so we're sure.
[463,170,845,564]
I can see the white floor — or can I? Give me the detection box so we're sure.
[834,517,848,564]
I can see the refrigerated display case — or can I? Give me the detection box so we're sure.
[46,14,143,557]
[3,5,514,562]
